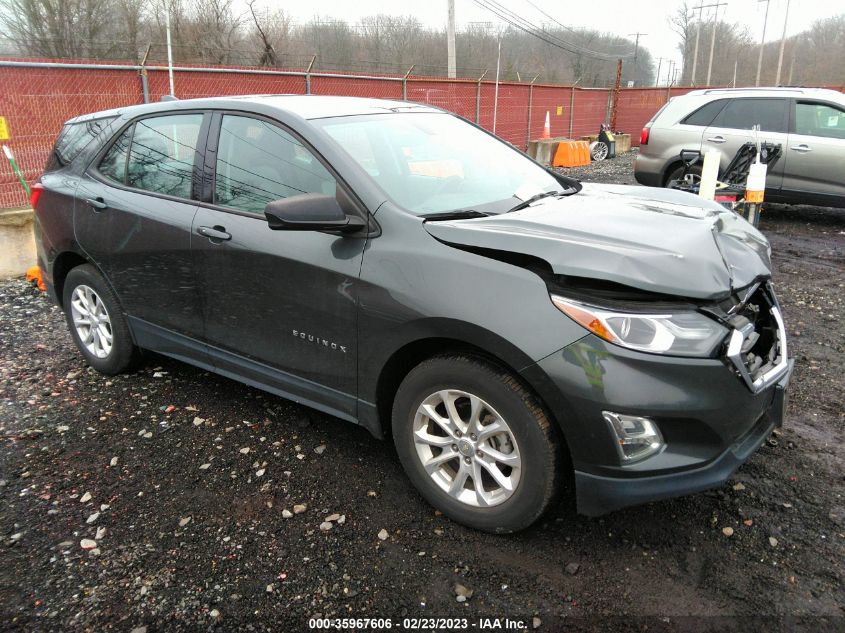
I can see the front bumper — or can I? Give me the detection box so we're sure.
[575,359,792,516]
[522,334,794,516]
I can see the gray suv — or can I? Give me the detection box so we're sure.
[634,87,845,208]
[33,96,792,532]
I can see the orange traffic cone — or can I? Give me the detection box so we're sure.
[541,111,551,139]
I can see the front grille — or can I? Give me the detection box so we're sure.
[725,283,789,393]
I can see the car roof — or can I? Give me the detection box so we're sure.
[684,87,844,99]
[66,94,442,125]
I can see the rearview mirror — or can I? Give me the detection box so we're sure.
[264,194,365,233]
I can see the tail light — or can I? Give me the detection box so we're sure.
[640,126,651,145]
[30,183,44,209]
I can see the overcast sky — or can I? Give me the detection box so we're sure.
[260,0,838,81]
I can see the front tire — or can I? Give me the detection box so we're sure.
[62,264,139,375]
[392,355,560,533]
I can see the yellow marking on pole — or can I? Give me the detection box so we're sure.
[556,106,563,116]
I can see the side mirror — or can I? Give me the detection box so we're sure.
[264,193,366,233]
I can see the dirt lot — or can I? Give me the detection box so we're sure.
[1,151,843,632]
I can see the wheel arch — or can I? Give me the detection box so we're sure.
[52,250,90,308]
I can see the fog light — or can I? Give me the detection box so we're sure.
[602,411,664,462]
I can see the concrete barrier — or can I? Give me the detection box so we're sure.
[0,208,36,279]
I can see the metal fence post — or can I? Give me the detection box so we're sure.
[568,84,577,138]
[475,69,488,124]
[139,44,151,103]
[526,74,538,148]
[402,65,414,101]
[305,55,316,95]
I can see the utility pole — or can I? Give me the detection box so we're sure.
[705,2,727,86]
[627,32,647,85]
[447,0,456,79]
[775,0,791,85]
[755,0,770,86]
[493,32,501,134]
[655,57,666,87]
[690,3,705,86]
[165,5,175,97]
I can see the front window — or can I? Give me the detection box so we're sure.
[317,112,570,215]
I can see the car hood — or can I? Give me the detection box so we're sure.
[423,183,772,300]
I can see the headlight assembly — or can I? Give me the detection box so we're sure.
[551,295,728,357]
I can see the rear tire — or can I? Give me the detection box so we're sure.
[664,163,702,187]
[62,264,139,375]
[392,355,560,533]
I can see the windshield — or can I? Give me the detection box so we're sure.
[316,112,573,215]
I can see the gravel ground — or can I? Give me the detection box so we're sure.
[2,151,843,632]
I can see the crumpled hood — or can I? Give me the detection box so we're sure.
[424,183,772,300]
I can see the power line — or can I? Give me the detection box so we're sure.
[471,0,633,61]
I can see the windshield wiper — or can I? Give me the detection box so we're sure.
[507,190,563,213]
[421,210,489,221]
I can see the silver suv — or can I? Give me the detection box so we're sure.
[634,87,845,209]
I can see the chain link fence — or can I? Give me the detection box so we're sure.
[3,58,842,209]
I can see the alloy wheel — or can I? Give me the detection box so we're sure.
[413,389,522,507]
[70,284,114,359]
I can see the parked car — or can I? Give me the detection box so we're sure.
[32,96,792,532]
[635,87,845,209]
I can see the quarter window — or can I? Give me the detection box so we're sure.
[795,102,845,140]
[214,115,337,214]
[126,114,203,199]
[711,98,787,133]
[46,117,116,171]
[98,127,131,184]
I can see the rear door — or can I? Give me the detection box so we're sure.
[75,111,210,363]
[192,112,365,419]
[701,97,789,190]
[782,99,845,199]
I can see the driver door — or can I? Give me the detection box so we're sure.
[192,113,365,419]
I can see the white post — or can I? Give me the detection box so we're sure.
[165,6,175,97]
[775,0,791,86]
[493,35,501,135]
[755,0,770,87]
[447,0,456,79]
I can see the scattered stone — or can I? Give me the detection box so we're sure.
[319,521,333,532]
[769,536,779,547]
[80,539,97,550]
[367,490,377,498]
[296,454,305,460]
[179,517,192,527]
[86,512,100,524]
[743,519,753,526]
[199,463,211,470]
[239,447,250,454]
[142,431,153,439]
[95,527,106,540]
[293,504,307,514]
[314,444,326,455]
[56,425,69,433]
[193,417,205,426]
[255,468,265,477]
[9,532,23,542]
[100,504,109,511]
[722,527,735,537]
[266,584,274,593]
[565,562,580,575]
[130,627,147,633]
[80,492,91,503]
[209,609,220,618]
[377,529,388,541]
[456,595,466,603]
[282,510,293,519]
[326,513,341,522]
[533,616,542,629]
[152,372,165,378]
[109,457,118,467]
[337,515,346,525]
[732,482,746,491]
[454,583,473,599]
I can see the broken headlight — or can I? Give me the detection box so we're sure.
[551,296,728,357]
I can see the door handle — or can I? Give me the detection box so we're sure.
[706,136,726,144]
[789,144,812,153]
[196,225,231,241]
[86,197,108,211]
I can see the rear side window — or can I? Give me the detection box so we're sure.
[98,128,131,184]
[125,114,203,199]
[681,99,727,126]
[46,117,116,171]
[710,98,787,133]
